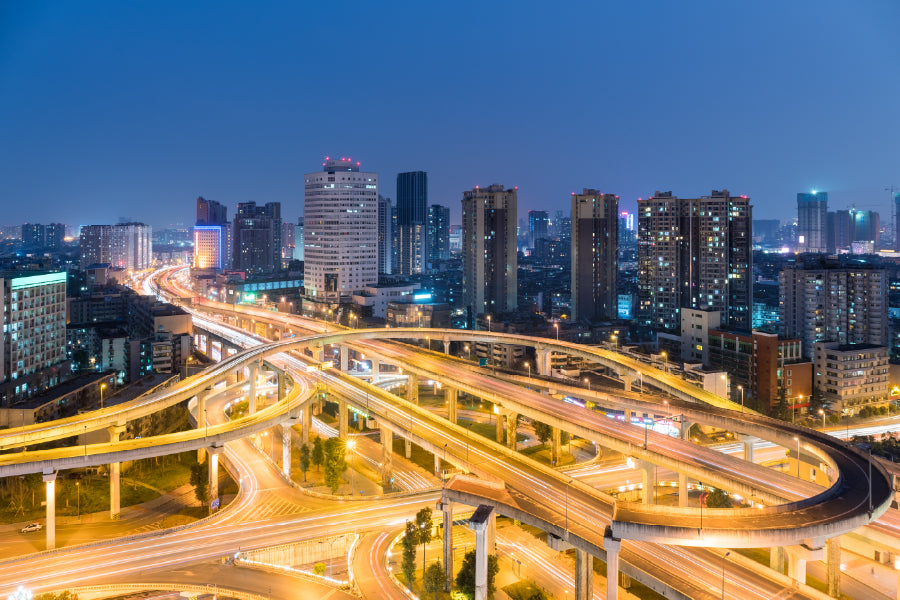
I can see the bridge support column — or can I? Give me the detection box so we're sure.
[442,500,453,591]
[826,537,841,598]
[574,548,593,600]
[43,471,56,550]
[301,407,310,446]
[434,453,442,477]
[743,435,757,463]
[338,398,348,440]
[681,419,693,441]
[640,461,654,504]
[373,360,381,383]
[678,472,689,507]
[551,426,561,465]
[536,348,551,377]
[506,413,518,450]
[443,337,451,355]
[620,375,634,392]
[380,426,393,487]
[247,361,259,414]
[770,546,785,574]
[108,423,127,519]
[495,412,504,444]
[196,388,211,463]
[277,371,286,402]
[340,346,349,371]
[208,445,224,513]
[405,438,412,459]
[468,505,495,600]
[624,409,633,425]
[281,421,292,478]
[786,544,823,586]
[407,373,419,405]
[604,529,621,600]
[445,386,458,424]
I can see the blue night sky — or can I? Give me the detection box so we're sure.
[1,1,899,229]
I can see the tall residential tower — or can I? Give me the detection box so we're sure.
[571,190,618,322]
[396,171,428,275]
[462,184,517,316]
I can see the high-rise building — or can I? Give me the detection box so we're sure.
[21,223,66,250]
[637,190,752,332]
[780,260,887,356]
[281,221,295,261]
[293,218,305,261]
[427,204,450,262]
[797,191,828,253]
[396,171,428,275]
[618,211,636,245]
[45,223,66,250]
[895,192,900,252]
[571,190,618,322]
[80,223,152,271]
[232,202,281,274]
[462,184,518,316]
[377,196,393,275]
[829,209,880,253]
[196,196,227,225]
[0,271,68,405]
[193,197,229,271]
[528,210,549,249]
[304,157,378,300]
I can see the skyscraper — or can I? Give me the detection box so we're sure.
[196,196,227,225]
[377,195,393,275]
[80,223,152,271]
[571,190,618,322]
[895,192,900,252]
[780,260,887,356]
[193,197,229,271]
[304,157,378,300]
[637,190,752,332]
[396,171,428,275]
[462,184,518,316]
[427,204,450,262]
[528,210,549,249]
[797,191,828,253]
[293,218,305,261]
[232,202,281,274]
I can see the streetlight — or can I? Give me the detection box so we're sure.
[664,400,669,420]
[525,362,531,378]
[487,315,492,332]
[465,345,471,360]
[819,408,826,430]
[722,551,731,599]
[661,352,668,373]
[100,383,107,409]
[204,408,209,439]
[738,385,744,413]
[554,322,559,341]
[794,436,800,478]
[583,377,590,391]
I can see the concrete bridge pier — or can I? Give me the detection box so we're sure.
[108,422,127,519]
[467,505,496,600]
[407,373,419,405]
[574,548,593,600]
[551,426,562,465]
[678,472,689,507]
[826,537,841,598]
[640,461,655,504]
[506,412,518,451]
[196,387,212,462]
[681,419,693,441]
[443,336,451,355]
[373,359,381,383]
[338,398,348,439]
[495,412,504,444]
[536,348,552,377]
[43,470,56,550]
[442,499,453,591]
[340,346,349,371]
[208,445,224,512]
[277,371,286,402]
[620,375,634,392]
[604,529,621,600]
[301,407,310,446]
[405,438,412,459]
[445,386,458,424]
[743,435,758,462]
[434,453,442,477]
[247,360,259,414]
[770,546,785,574]
[380,426,393,486]
[786,544,824,586]
[281,418,298,478]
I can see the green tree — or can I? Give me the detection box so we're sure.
[455,550,500,597]
[313,562,326,576]
[401,520,418,586]
[532,420,552,444]
[190,462,209,505]
[299,443,311,481]
[323,436,347,493]
[311,437,324,471]
[705,488,731,508]
[415,507,433,571]
[36,593,79,600]
[423,562,444,600]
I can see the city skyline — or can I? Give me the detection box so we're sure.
[2,2,899,227]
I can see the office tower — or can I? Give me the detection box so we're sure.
[80,223,152,271]
[196,196,227,225]
[396,171,428,275]
[21,224,45,248]
[780,260,887,356]
[304,157,378,300]
[637,190,752,332]
[797,191,828,253]
[618,211,637,245]
[232,202,281,274]
[391,203,399,274]
[852,210,880,246]
[462,184,518,315]
[293,218,305,261]
[895,192,900,252]
[427,204,450,262]
[377,196,393,274]
[45,223,66,250]
[830,209,880,253]
[571,190,618,322]
[528,210,549,249]
[0,271,68,404]
[193,197,229,271]
[281,221,295,260]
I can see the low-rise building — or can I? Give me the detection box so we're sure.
[814,342,889,415]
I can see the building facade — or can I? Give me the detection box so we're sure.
[462,184,518,316]
[528,210,549,249]
[427,204,451,263]
[779,263,888,356]
[377,196,392,275]
[304,158,378,301]
[637,190,752,332]
[396,171,428,275]
[814,342,889,414]
[232,202,281,274]
[80,223,152,271]
[797,191,828,253]
[571,190,618,322]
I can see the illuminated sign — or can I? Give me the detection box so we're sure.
[11,272,66,289]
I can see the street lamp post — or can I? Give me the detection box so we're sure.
[794,436,801,478]
[525,362,531,378]
[661,352,668,373]
[100,382,107,409]
[487,315,491,332]
[722,551,731,599]
[584,378,590,391]
[554,322,559,341]
[819,408,826,429]
[738,385,744,413]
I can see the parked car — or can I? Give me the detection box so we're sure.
[20,523,42,533]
